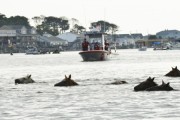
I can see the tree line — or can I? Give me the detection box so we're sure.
[0,13,118,36]
[0,13,30,27]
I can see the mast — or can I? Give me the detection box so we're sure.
[102,33,105,50]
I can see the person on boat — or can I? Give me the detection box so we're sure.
[90,40,95,50]
[104,40,109,51]
[94,42,100,50]
[82,38,89,51]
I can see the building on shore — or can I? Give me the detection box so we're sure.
[37,35,68,51]
[0,25,37,53]
[156,30,180,39]
[56,32,84,50]
[108,33,143,49]
[135,39,169,48]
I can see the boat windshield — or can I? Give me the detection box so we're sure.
[87,36,104,50]
[89,37,102,44]
[83,32,109,51]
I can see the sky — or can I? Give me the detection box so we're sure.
[1,0,180,35]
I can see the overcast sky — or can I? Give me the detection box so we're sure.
[1,0,180,35]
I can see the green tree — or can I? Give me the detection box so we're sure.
[91,20,109,32]
[71,24,85,33]
[32,15,44,27]
[71,18,78,27]
[59,17,70,34]
[148,35,157,40]
[36,16,59,36]
[0,14,30,27]
[109,23,118,34]
[35,16,70,36]
[0,13,7,27]
[36,24,45,35]
[90,20,118,33]
[7,16,30,27]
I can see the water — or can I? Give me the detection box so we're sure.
[0,49,180,120]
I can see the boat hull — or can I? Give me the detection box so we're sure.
[79,50,110,61]
[153,47,169,50]
[26,52,40,55]
[25,46,40,55]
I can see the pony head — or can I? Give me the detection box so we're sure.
[134,77,157,91]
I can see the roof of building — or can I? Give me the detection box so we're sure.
[156,30,180,36]
[48,36,66,42]
[0,25,32,30]
[57,32,84,42]
[116,34,132,38]
[131,33,143,39]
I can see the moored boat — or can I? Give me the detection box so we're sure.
[138,46,147,51]
[153,42,171,50]
[25,46,40,55]
[153,47,169,50]
[170,42,180,50]
[79,32,111,61]
[138,41,147,51]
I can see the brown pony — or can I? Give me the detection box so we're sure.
[54,74,78,87]
[110,80,127,85]
[165,66,180,77]
[15,75,35,85]
[146,80,174,91]
[134,77,157,91]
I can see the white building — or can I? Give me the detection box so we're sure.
[56,32,84,42]
[0,25,37,47]
[156,30,180,39]
[0,25,36,37]
[38,36,68,46]
[115,34,135,46]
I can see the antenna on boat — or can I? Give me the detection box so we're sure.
[103,8,106,33]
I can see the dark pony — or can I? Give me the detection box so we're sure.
[15,75,35,85]
[110,80,127,85]
[146,80,174,91]
[134,77,157,91]
[54,74,78,87]
[165,66,180,77]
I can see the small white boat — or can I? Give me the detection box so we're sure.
[138,41,147,51]
[138,46,147,51]
[153,47,169,50]
[25,46,40,55]
[170,42,180,50]
[153,42,171,50]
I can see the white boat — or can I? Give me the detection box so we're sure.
[138,46,147,51]
[137,41,147,51]
[25,46,40,55]
[79,32,111,61]
[153,47,169,50]
[153,41,171,50]
[170,42,180,50]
